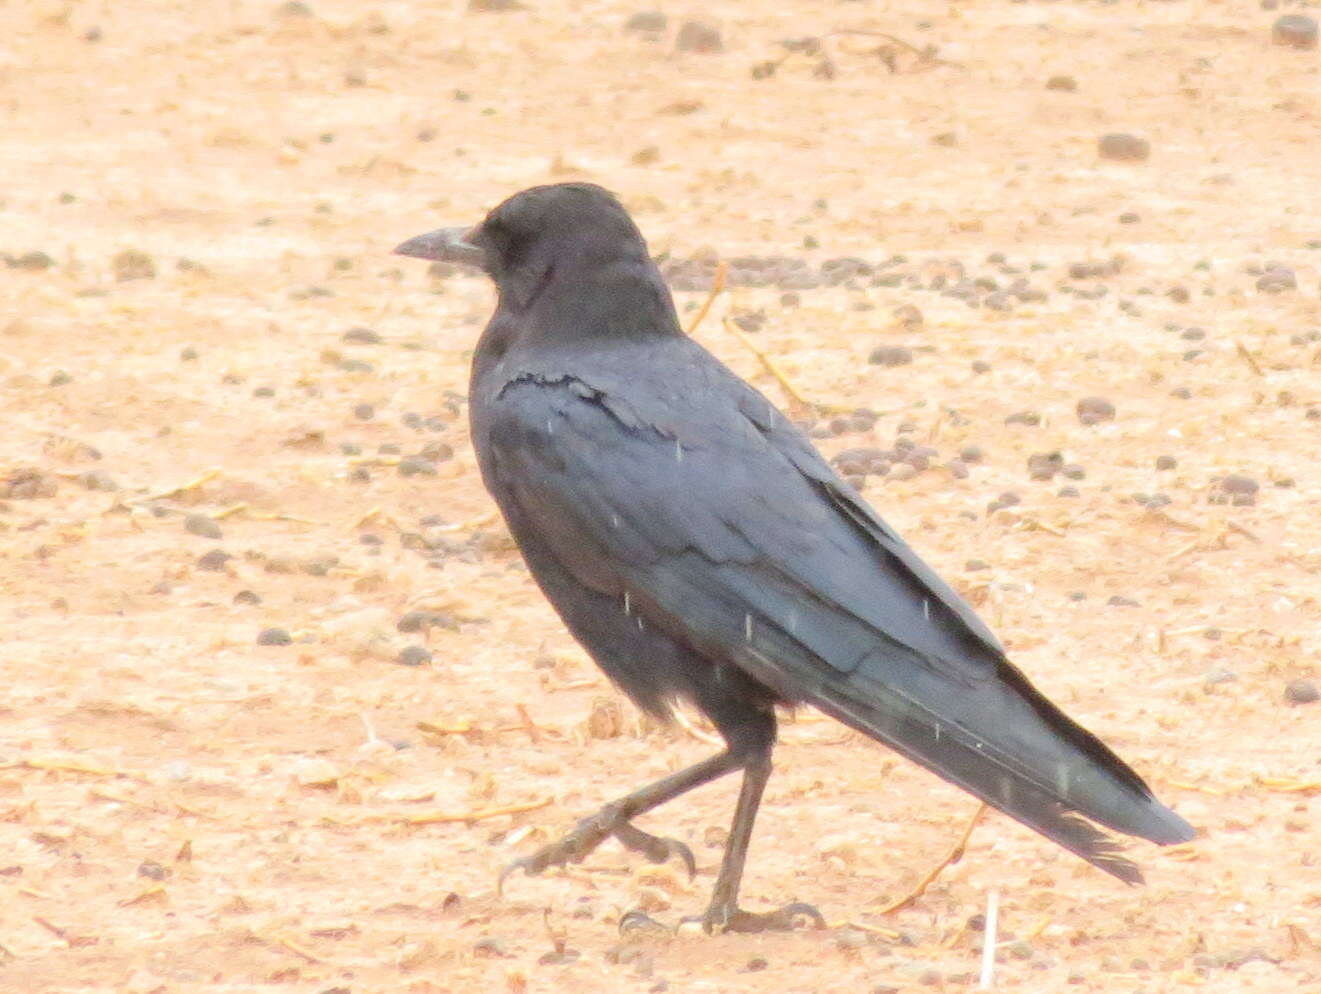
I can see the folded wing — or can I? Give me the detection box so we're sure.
[486,364,1193,881]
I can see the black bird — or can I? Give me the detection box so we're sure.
[394,183,1194,933]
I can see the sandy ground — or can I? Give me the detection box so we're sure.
[2,1,1320,991]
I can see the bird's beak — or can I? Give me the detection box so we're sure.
[392,226,487,268]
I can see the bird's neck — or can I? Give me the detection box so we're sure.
[505,258,684,346]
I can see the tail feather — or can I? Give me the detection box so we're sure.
[809,676,1194,883]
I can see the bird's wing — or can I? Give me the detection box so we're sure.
[485,367,1193,881]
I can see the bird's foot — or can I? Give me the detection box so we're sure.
[499,804,695,893]
[685,900,826,935]
[612,822,697,878]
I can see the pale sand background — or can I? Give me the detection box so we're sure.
[1,1,1318,991]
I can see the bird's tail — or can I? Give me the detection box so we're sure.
[804,655,1194,883]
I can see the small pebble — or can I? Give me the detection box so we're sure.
[732,309,766,333]
[180,346,199,361]
[399,457,439,477]
[1061,463,1086,480]
[1283,678,1319,705]
[1076,396,1115,425]
[1221,473,1259,496]
[418,441,454,462]
[398,645,433,667]
[1027,452,1063,481]
[1107,595,1140,607]
[256,627,293,646]
[1256,267,1296,293]
[624,11,668,35]
[49,370,72,386]
[78,471,119,492]
[185,514,223,540]
[1202,667,1238,692]
[970,359,991,374]
[196,549,231,571]
[353,403,375,421]
[869,345,913,367]
[1005,410,1040,427]
[1156,454,1178,471]
[112,249,156,281]
[960,445,984,463]
[343,327,382,344]
[893,304,924,329]
[233,589,262,605]
[889,463,918,482]
[397,610,457,633]
[676,20,722,53]
[1045,74,1077,91]
[1057,485,1080,498]
[1098,133,1150,162]
[137,860,170,881]
[965,559,990,572]
[945,459,969,479]
[6,250,55,270]
[1272,14,1318,49]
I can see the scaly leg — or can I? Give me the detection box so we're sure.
[499,750,736,891]
[689,755,824,934]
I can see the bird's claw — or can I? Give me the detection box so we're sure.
[618,909,671,935]
[612,822,698,878]
[497,815,613,894]
[496,855,539,895]
[683,900,826,935]
[498,808,696,895]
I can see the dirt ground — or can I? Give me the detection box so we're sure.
[2,1,1319,991]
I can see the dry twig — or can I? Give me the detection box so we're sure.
[873,803,986,914]
[2,758,148,782]
[684,261,727,336]
[402,797,552,825]
[1235,341,1264,376]
[141,468,221,502]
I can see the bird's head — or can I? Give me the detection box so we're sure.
[394,183,655,312]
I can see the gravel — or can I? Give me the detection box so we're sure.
[1076,396,1116,425]
[256,627,293,646]
[1271,14,1318,49]
[184,514,223,539]
[398,645,433,666]
[1098,133,1150,162]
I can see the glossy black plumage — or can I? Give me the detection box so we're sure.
[394,183,1193,929]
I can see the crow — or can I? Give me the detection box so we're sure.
[393,183,1194,933]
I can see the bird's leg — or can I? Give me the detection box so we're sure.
[499,750,739,890]
[691,755,825,934]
